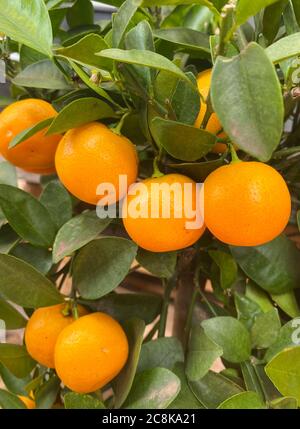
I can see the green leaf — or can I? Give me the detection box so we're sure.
[55,33,112,70]
[0,224,19,254]
[0,161,17,187]
[293,0,300,25]
[113,318,145,408]
[151,117,215,161]
[112,0,143,48]
[189,370,243,409]
[46,97,117,135]
[49,7,67,36]
[124,367,180,409]
[168,363,204,409]
[0,389,26,409]
[168,158,225,182]
[82,293,162,325]
[73,237,138,300]
[246,282,274,313]
[40,181,72,230]
[97,49,194,85]
[265,319,300,361]
[266,32,300,63]
[234,292,262,330]
[35,375,61,409]
[265,346,300,403]
[66,0,94,29]
[10,243,52,275]
[53,211,111,263]
[186,325,223,381]
[0,297,27,329]
[19,45,47,69]
[251,309,281,349]
[230,235,300,294]
[202,316,251,363]
[271,290,300,318]
[0,0,53,57]
[13,60,71,90]
[263,0,289,44]
[270,396,298,409]
[0,185,56,248]
[136,248,177,278]
[138,337,184,373]
[209,250,237,290]
[218,391,265,409]
[0,363,30,396]
[236,0,282,26]
[64,393,105,409]
[154,27,210,52]
[0,344,36,378]
[0,254,62,308]
[211,42,284,161]
[8,117,54,149]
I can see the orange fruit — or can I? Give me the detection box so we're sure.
[54,312,128,393]
[195,69,228,154]
[25,303,88,368]
[122,174,205,252]
[55,122,138,205]
[203,161,291,246]
[0,99,62,174]
[18,394,35,409]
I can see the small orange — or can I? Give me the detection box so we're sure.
[55,122,138,205]
[25,303,88,368]
[18,393,35,409]
[203,161,291,246]
[54,312,128,393]
[195,69,228,154]
[0,99,62,174]
[122,174,205,252]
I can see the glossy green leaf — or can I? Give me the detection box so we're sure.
[251,309,281,349]
[0,363,30,396]
[0,344,36,378]
[265,319,300,361]
[0,185,56,248]
[186,325,223,381]
[136,248,177,278]
[211,42,284,161]
[168,158,225,182]
[0,224,19,254]
[13,60,71,89]
[40,181,73,230]
[209,250,238,290]
[64,393,105,409]
[154,27,210,52]
[266,32,300,63]
[113,318,145,408]
[52,211,111,263]
[66,0,94,29]
[151,117,215,161]
[82,293,162,325]
[168,363,204,409]
[35,375,61,409]
[19,45,47,70]
[0,298,27,329]
[9,118,54,149]
[189,371,243,409]
[236,0,282,26]
[265,346,300,403]
[202,316,251,363]
[73,237,138,300]
[97,49,193,85]
[234,292,262,330]
[270,396,298,409]
[124,367,180,409]
[263,0,289,44]
[231,235,300,294]
[10,243,52,275]
[293,0,300,25]
[112,0,143,48]
[218,391,265,409]
[271,290,300,318]
[46,97,117,135]
[246,282,274,313]
[0,0,53,57]
[0,389,26,409]
[138,337,184,373]
[0,254,62,308]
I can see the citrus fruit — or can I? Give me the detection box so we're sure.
[203,161,291,246]
[18,394,35,409]
[122,174,205,252]
[54,312,128,393]
[195,69,228,154]
[25,303,88,368]
[0,98,62,174]
[55,122,138,205]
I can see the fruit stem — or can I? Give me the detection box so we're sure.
[229,143,240,163]
[112,111,130,136]
[72,300,79,320]
[152,147,164,178]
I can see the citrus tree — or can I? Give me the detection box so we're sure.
[0,0,300,410]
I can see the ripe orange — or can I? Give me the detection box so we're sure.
[18,393,35,409]
[122,174,205,252]
[25,303,88,368]
[0,99,62,174]
[195,69,228,154]
[55,122,138,205]
[203,161,291,246]
[54,312,128,393]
